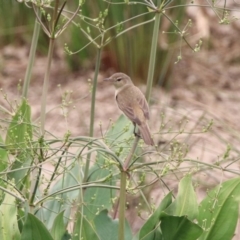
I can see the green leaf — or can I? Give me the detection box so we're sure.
[72,209,100,240]
[5,98,32,154]
[36,163,81,229]
[94,209,132,240]
[7,152,32,187]
[82,115,136,221]
[165,175,198,220]
[160,214,203,240]
[139,192,172,240]
[5,99,33,187]
[21,213,53,240]
[83,153,116,221]
[106,115,134,155]
[0,190,21,240]
[51,211,66,240]
[198,178,240,240]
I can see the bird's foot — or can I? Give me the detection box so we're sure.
[134,131,141,138]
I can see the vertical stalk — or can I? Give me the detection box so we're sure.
[118,137,139,240]
[39,0,60,136]
[83,47,102,182]
[118,171,127,240]
[22,10,41,98]
[123,136,139,170]
[118,2,162,238]
[89,48,102,137]
[40,38,55,136]
[145,1,162,102]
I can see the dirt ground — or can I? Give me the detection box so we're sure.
[0,4,240,238]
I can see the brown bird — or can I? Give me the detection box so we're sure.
[104,72,154,146]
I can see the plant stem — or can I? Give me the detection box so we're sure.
[40,38,55,136]
[124,136,139,170]
[89,48,102,137]
[22,10,41,98]
[118,137,139,240]
[118,171,127,240]
[83,47,102,182]
[29,136,44,210]
[145,0,162,102]
[118,3,162,237]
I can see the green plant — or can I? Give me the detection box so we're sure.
[0,0,240,240]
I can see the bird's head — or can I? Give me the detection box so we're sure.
[104,72,132,89]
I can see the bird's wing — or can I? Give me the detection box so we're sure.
[116,95,142,125]
[136,89,150,120]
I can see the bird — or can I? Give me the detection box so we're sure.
[104,72,154,146]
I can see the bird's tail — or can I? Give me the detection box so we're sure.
[139,123,154,146]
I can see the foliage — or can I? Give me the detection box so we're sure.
[0,0,239,240]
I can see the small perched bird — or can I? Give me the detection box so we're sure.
[104,72,154,146]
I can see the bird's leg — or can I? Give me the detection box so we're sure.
[133,123,141,138]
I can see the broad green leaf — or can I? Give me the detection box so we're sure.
[72,209,100,240]
[83,152,117,221]
[21,213,53,240]
[36,162,82,229]
[83,154,116,220]
[6,99,33,187]
[160,214,203,240]
[198,178,240,240]
[94,209,132,240]
[165,175,198,220]
[7,152,32,187]
[82,118,132,221]
[5,98,32,154]
[139,192,172,240]
[83,115,137,221]
[51,210,66,240]
[106,114,135,157]
[0,190,21,240]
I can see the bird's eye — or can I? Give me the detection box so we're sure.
[117,78,122,82]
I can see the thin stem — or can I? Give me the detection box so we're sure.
[51,0,60,36]
[40,38,55,136]
[131,177,152,212]
[29,166,42,208]
[124,136,139,170]
[117,4,162,237]
[43,142,70,197]
[34,183,120,206]
[83,46,103,182]
[32,3,50,36]
[29,137,44,208]
[0,186,26,203]
[145,0,162,102]
[89,47,102,137]
[118,136,140,240]
[118,171,127,240]
[22,9,41,98]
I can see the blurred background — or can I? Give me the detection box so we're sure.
[0,0,239,134]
